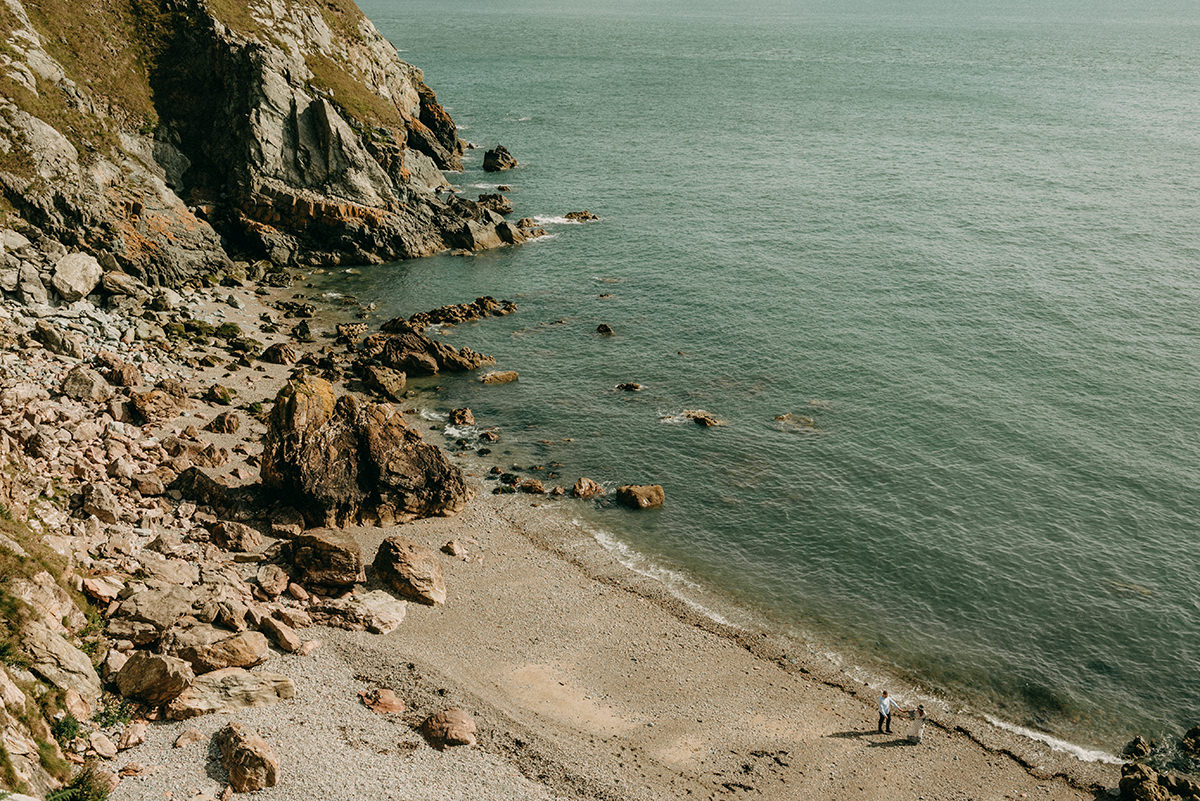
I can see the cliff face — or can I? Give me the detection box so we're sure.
[0,0,525,287]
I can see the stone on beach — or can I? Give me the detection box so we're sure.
[215,722,280,792]
[420,708,478,748]
[51,252,102,301]
[165,668,295,720]
[287,528,365,589]
[262,375,472,525]
[114,651,195,706]
[309,590,407,634]
[373,536,447,605]
[616,484,665,509]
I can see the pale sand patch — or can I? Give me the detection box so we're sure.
[502,663,637,736]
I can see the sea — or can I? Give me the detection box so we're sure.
[334,0,1200,757]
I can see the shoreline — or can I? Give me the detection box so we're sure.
[309,276,1131,772]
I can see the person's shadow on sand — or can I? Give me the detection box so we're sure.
[868,738,915,748]
[826,730,877,740]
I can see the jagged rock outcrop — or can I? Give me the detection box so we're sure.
[0,0,528,290]
[261,374,472,525]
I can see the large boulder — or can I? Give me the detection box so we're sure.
[61,366,112,402]
[215,722,279,792]
[482,145,517,172]
[114,651,195,706]
[261,376,472,526]
[572,477,606,500]
[615,484,665,509]
[165,668,295,720]
[309,590,406,634]
[286,528,364,589]
[373,537,446,605]
[166,626,270,673]
[22,620,103,703]
[51,252,102,301]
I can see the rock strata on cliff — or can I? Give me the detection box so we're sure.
[0,0,528,290]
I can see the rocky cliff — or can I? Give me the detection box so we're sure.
[0,0,527,288]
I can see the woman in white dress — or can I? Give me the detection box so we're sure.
[908,705,927,744]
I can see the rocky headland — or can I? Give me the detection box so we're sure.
[0,1,1195,801]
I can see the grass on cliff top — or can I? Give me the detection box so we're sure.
[17,0,158,130]
[305,52,403,130]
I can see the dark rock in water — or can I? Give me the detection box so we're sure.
[572,477,605,500]
[286,528,365,589]
[260,342,298,365]
[1123,735,1152,760]
[480,370,518,385]
[363,319,496,376]
[616,383,642,392]
[395,296,517,330]
[682,409,723,427]
[596,323,614,335]
[518,479,545,495]
[261,375,471,526]
[1119,763,1172,801]
[565,210,599,222]
[516,217,537,228]
[1182,725,1200,755]
[482,145,518,172]
[615,484,665,510]
[477,193,513,215]
[361,364,407,402]
[373,536,446,605]
[449,408,474,426]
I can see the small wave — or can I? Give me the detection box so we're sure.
[531,215,584,225]
[527,232,559,243]
[517,116,531,121]
[982,715,1122,764]
[467,183,497,190]
[443,424,478,440]
[418,409,447,422]
[582,520,741,628]
[320,291,343,299]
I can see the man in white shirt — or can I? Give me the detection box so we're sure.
[878,690,906,734]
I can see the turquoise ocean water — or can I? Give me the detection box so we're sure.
[339,0,1200,753]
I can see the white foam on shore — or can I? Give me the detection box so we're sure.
[580,520,742,629]
[982,715,1122,764]
[531,215,584,225]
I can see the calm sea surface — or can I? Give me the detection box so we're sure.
[340,0,1200,752]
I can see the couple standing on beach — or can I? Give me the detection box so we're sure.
[878,690,926,744]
